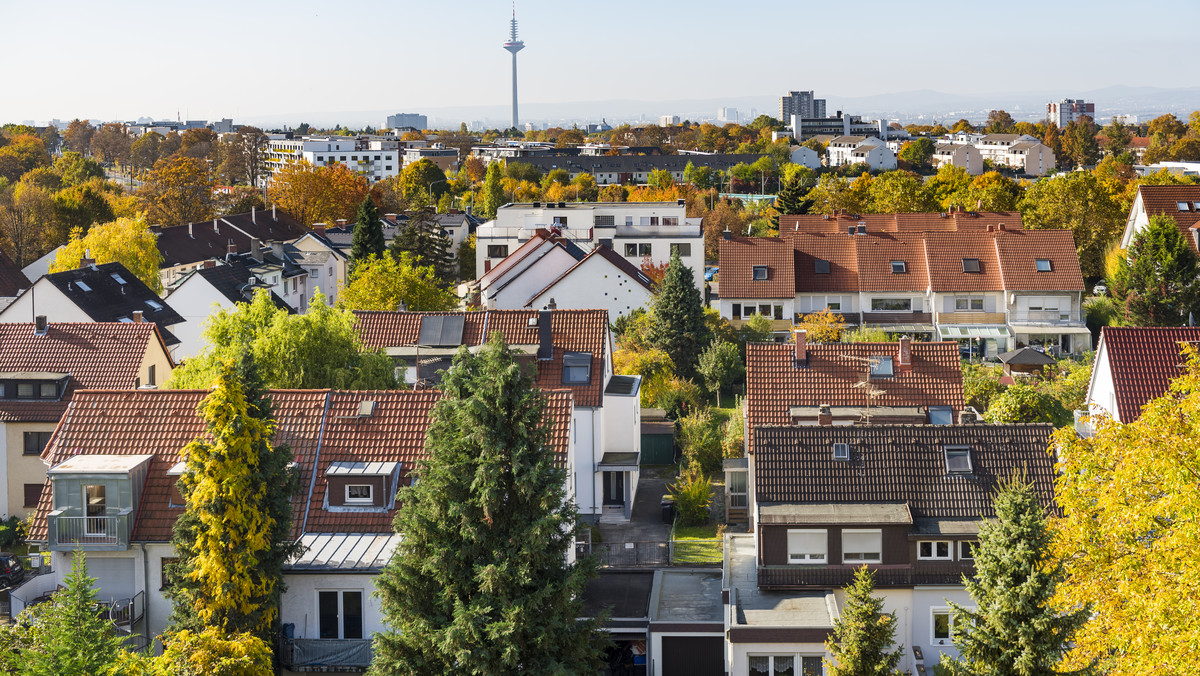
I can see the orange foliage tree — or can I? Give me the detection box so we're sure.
[268,160,368,225]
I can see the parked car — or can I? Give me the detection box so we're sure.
[0,553,25,588]
[705,267,719,282]
[1093,282,1108,297]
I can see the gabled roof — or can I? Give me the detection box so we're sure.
[745,341,964,453]
[1134,185,1200,249]
[183,261,292,311]
[1099,326,1200,422]
[790,233,859,294]
[923,232,1002,292]
[718,237,795,299]
[28,388,575,543]
[992,229,1084,291]
[39,262,185,344]
[752,424,1057,518]
[0,322,168,422]
[153,210,307,268]
[779,211,1024,235]
[854,233,929,292]
[524,244,654,306]
[0,249,30,298]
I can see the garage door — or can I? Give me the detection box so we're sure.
[661,635,723,676]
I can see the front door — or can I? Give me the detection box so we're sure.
[84,485,107,536]
[602,472,625,506]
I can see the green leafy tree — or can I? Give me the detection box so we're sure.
[667,469,713,526]
[1018,170,1124,279]
[479,161,505,219]
[370,335,605,675]
[1103,118,1133,157]
[338,252,457,311]
[985,110,1017,134]
[647,252,709,381]
[983,381,1071,427]
[350,195,384,267]
[961,363,1004,412]
[697,340,743,406]
[939,477,1091,676]
[393,158,448,207]
[50,216,164,292]
[677,408,723,473]
[52,151,105,186]
[867,170,938,213]
[169,289,398,390]
[1113,214,1200,326]
[167,358,301,639]
[826,567,904,676]
[898,137,936,168]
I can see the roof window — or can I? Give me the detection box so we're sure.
[111,273,127,285]
[945,446,972,474]
[832,443,850,461]
[1035,259,1052,272]
[890,260,907,274]
[1178,201,1191,212]
[870,356,894,378]
[961,258,980,273]
[814,259,831,274]
[75,281,92,292]
[929,406,953,426]
[145,300,164,312]
[563,352,592,384]
[752,265,768,281]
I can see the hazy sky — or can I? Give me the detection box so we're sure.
[5,0,1198,125]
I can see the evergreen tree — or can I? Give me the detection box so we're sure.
[648,251,710,381]
[1114,214,1200,326]
[390,200,455,283]
[480,161,506,219]
[939,477,1091,676]
[370,335,605,675]
[775,172,814,217]
[167,356,301,639]
[350,195,384,268]
[826,567,904,676]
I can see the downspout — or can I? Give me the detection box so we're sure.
[140,542,151,650]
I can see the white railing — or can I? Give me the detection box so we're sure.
[1011,310,1076,323]
[1074,410,1095,438]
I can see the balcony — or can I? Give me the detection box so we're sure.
[862,311,932,325]
[935,311,1007,325]
[758,561,971,589]
[47,510,133,551]
[1074,410,1095,438]
[279,637,373,672]
[1010,310,1078,324]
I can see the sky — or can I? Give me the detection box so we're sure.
[4,0,1199,126]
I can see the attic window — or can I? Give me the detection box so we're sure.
[75,281,92,292]
[111,273,127,285]
[832,443,850,461]
[752,265,768,281]
[961,258,980,273]
[870,356,894,378]
[814,259,831,274]
[929,406,954,426]
[145,300,164,312]
[1178,201,1191,212]
[563,352,592,384]
[1035,259,1052,272]
[1194,202,1200,211]
[890,260,907,274]
[945,446,973,474]
[345,484,374,504]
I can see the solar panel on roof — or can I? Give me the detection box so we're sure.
[418,315,465,347]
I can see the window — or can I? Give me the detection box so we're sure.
[638,243,652,256]
[752,266,768,281]
[160,557,179,590]
[929,406,953,426]
[596,215,615,226]
[345,484,374,504]
[16,383,33,398]
[759,304,772,316]
[832,443,849,461]
[842,529,882,563]
[1035,259,1052,272]
[311,268,320,279]
[1178,201,1190,212]
[552,216,568,226]
[670,243,691,257]
[871,298,911,312]
[146,299,164,312]
[731,303,742,319]
[890,260,907,274]
[945,446,972,473]
[955,297,984,311]
[339,156,346,161]
[773,305,784,320]
[23,483,42,508]
[918,540,953,560]
[23,431,52,456]
[650,217,659,226]
[625,216,634,226]
[961,257,980,273]
[827,300,841,311]
[663,217,679,226]
[870,356,894,378]
[728,471,748,509]
[814,259,830,274]
[318,590,364,640]
[625,243,638,257]
[562,352,592,384]
[487,245,509,258]
[749,655,824,675]
[959,540,976,560]
[147,365,156,387]
[1194,201,1200,212]
[75,281,92,292]
[932,608,954,644]
[786,529,827,564]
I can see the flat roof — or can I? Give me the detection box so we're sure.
[912,518,981,535]
[728,534,837,628]
[581,571,653,619]
[49,454,155,474]
[652,570,724,623]
[758,503,913,525]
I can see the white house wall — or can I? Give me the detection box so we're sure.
[164,278,232,361]
[527,255,654,319]
[573,408,599,518]
[1087,338,1118,420]
[489,247,579,309]
[726,641,829,676]
[0,280,92,324]
[280,572,386,640]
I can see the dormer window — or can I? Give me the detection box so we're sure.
[945,446,972,474]
[146,300,164,312]
[814,259,830,274]
[870,356,894,378]
[832,443,849,461]
[891,260,907,274]
[1035,259,1052,272]
[752,265,768,281]
[325,461,399,510]
[961,258,980,273]
[345,484,374,504]
[563,352,592,384]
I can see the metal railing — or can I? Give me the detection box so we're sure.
[279,637,373,671]
[934,311,1007,324]
[758,561,971,588]
[585,541,669,567]
[48,509,133,549]
[106,591,145,627]
[1011,310,1077,323]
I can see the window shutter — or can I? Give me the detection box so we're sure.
[842,529,882,554]
[787,530,826,555]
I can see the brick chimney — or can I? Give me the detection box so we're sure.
[898,335,912,373]
[250,237,263,262]
[313,223,327,237]
[34,315,47,336]
[336,219,348,227]
[227,242,238,256]
[793,328,807,365]
[202,260,216,269]
[817,404,833,426]
[79,248,95,269]
[132,310,144,323]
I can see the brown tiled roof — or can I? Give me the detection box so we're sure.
[790,234,858,293]
[779,212,1025,235]
[28,387,575,542]
[718,237,795,299]
[993,230,1085,291]
[745,342,964,453]
[1100,326,1200,422]
[923,232,1002,292]
[353,309,609,407]
[0,322,167,423]
[1135,185,1200,250]
[752,424,1057,518]
[854,233,929,292]
[0,249,30,297]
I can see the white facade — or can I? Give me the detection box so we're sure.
[851,143,898,171]
[1085,334,1119,420]
[826,136,891,169]
[267,137,400,184]
[0,277,92,324]
[789,146,821,170]
[525,252,655,320]
[163,273,238,361]
[289,233,348,306]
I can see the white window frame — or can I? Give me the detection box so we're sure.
[345,484,374,504]
[931,606,969,646]
[841,528,882,564]
[918,540,954,560]
[786,529,827,565]
[955,296,984,311]
[748,654,825,675]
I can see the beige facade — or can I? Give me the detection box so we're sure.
[2,422,56,518]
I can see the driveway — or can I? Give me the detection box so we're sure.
[592,465,676,566]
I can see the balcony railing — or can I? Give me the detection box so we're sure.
[47,509,133,550]
[1010,310,1077,324]
[279,637,373,672]
[862,311,932,325]
[758,561,971,588]
[935,311,1007,324]
[1074,410,1095,438]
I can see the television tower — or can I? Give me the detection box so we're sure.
[502,6,525,131]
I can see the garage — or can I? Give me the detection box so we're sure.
[660,636,723,676]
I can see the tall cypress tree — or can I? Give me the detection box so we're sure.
[350,196,384,267]
[370,334,605,675]
[826,567,904,676]
[648,251,710,381]
[166,355,301,639]
[480,161,506,219]
[939,477,1091,676]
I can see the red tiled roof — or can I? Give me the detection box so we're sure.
[1135,185,1200,251]
[0,323,168,423]
[789,234,859,293]
[779,211,1025,234]
[1100,326,1200,422]
[922,232,1002,292]
[717,237,795,299]
[993,230,1085,291]
[0,249,30,297]
[854,233,929,292]
[745,341,965,453]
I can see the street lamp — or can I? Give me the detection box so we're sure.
[428,178,448,207]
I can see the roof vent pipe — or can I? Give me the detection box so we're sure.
[34,315,47,336]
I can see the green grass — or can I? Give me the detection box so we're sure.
[671,524,723,565]
[674,524,719,540]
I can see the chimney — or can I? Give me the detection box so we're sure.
[847,225,855,236]
[202,260,216,269]
[722,229,731,241]
[997,223,1006,232]
[251,205,256,223]
[272,204,277,221]
[34,315,47,336]
[270,241,284,259]
[793,328,807,364]
[336,219,348,226]
[213,219,220,234]
[250,237,263,262]
[79,250,95,269]
[536,310,554,360]
[132,310,144,323]
[959,408,979,425]
[227,242,237,256]
[817,404,833,426]
[188,222,194,238]
[547,297,557,310]
[898,335,912,372]
[313,223,326,237]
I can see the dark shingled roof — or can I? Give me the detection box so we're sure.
[997,346,1057,366]
[753,424,1058,518]
[0,249,31,297]
[153,210,307,268]
[42,262,185,345]
[188,260,292,311]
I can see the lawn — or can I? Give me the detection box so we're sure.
[671,523,723,565]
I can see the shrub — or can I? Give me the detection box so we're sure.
[798,308,846,343]
[844,326,892,343]
[655,377,704,421]
[722,399,746,458]
[962,362,1004,412]
[668,470,713,527]
[678,409,723,474]
[983,381,1071,427]
[0,516,26,550]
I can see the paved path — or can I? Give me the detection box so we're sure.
[594,466,676,566]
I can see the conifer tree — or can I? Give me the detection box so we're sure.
[775,172,814,217]
[350,195,384,268]
[939,477,1091,676]
[826,567,904,676]
[167,356,301,639]
[480,160,506,219]
[1115,214,1200,326]
[648,251,710,381]
[390,200,455,283]
[370,334,605,675]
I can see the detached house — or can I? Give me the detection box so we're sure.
[353,309,641,523]
[1083,326,1200,432]
[164,258,292,360]
[1121,184,1200,253]
[826,136,897,171]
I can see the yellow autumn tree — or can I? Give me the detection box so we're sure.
[49,216,164,293]
[798,307,846,343]
[336,252,457,312]
[269,159,368,226]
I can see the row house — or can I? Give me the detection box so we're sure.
[16,388,574,671]
[476,201,705,292]
[931,143,982,176]
[353,309,642,523]
[971,134,1056,175]
[720,212,1089,357]
[0,321,173,520]
[511,153,764,187]
[1121,184,1200,253]
[151,208,307,289]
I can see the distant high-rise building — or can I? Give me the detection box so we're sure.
[659,115,681,126]
[1047,99,1095,127]
[779,91,826,121]
[502,8,525,130]
[386,113,428,130]
[718,107,739,123]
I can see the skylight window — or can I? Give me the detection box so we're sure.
[1194,202,1200,211]
[891,260,907,274]
[870,356,894,378]
[75,281,92,292]
[752,266,768,281]
[145,300,164,312]
[945,446,972,474]
[1035,259,1052,272]
[111,273,127,285]
[961,258,980,273]
[814,259,831,274]
[929,406,953,426]
[1178,201,1191,212]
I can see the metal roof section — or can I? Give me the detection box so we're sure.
[417,315,465,347]
[287,532,402,571]
[326,461,399,476]
[49,454,155,474]
[604,374,642,396]
[757,502,913,525]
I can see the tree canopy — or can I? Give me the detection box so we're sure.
[337,253,457,312]
[49,215,164,293]
[1114,214,1200,325]
[647,252,709,381]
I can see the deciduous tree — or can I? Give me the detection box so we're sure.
[50,216,164,292]
[62,119,95,155]
[898,137,936,168]
[985,110,1016,134]
[140,155,216,225]
[89,122,132,166]
[1019,170,1123,279]
[825,567,904,676]
[982,381,1071,427]
[269,160,368,226]
[799,307,847,343]
[337,253,457,312]
[697,340,743,406]
[393,158,448,207]
[53,150,105,187]
[867,170,937,213]
[479,161,507,220]
[0,182,54,267]
[131,131,165,173]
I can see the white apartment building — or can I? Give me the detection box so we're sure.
[1047,99,1095,127]
[476,201,705,291]
[973,134,1056,175]
[826,136,897,171]
[267,136,401,184]
[932,143,983,175]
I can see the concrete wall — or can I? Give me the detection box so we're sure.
[2,422,56,518]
